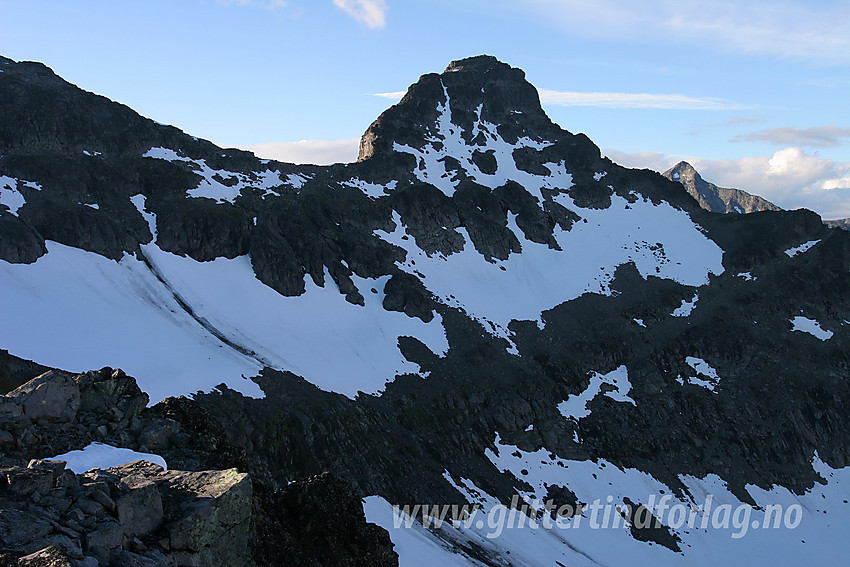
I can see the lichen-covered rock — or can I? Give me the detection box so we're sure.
[115,479,163,539]
[5,371,80,422]
[27,460,68,482]
[84,521,122,563]
[160,468,252,567]
[137,420,180,453]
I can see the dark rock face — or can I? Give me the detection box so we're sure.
[663,161,781,214]
[252,472,398,567]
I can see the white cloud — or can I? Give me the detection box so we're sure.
[538,89,745,110]
[824,177,850,191]
[604,146,850,219]
[371,91,406,100]
[515,0,850,65]
[333,0,387,29]
[237,137,360,165]
[735,126,850,148]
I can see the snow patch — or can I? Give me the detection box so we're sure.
[558,365,635,420]
[0,241,266,403]
[470,436,850,566]
[736,272,755,281]
[680,356,720,392]
[47,442,167,473]
[285,173,311,189]
[0,235,450,401]
[0,176,25,215]
[143,146,284,204]
[138,243,449,398]
[671,292,699,317]
[131,194,156,237]
[362,496,485,566]
[342,178,397,199]
[785,239,821,257]
[790,316,833,340]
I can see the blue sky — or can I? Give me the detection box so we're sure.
[1,0,848,217]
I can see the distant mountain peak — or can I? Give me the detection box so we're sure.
[668,160,698,180]
[663,161,780,214]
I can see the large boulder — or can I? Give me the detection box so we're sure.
[74,368,148,421]
[160,468,252,567]
[107,461,253,567]
[115,479,164,539]
[5,371,80,422]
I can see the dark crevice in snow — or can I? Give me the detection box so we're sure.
[136,247,274,370]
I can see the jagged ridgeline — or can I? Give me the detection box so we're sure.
[1,55,850,566]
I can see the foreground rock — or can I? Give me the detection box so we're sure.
[0,457,251,567]
[1,370,398,566]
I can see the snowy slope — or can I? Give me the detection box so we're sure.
[0,236,453,401]
[366,438,850,567]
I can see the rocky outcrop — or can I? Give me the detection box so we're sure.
[1,371,399,567]
[5,371,80,423]
[358,55,562,162]
[0,369,148,462]
[0,457,251,567]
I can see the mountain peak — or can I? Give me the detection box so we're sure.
[664,161,780,214]
[358,56,559,162]
[444,54,509,73]
[665,161,700,183]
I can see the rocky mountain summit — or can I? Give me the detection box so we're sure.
[662,161,781,214]
[2,54,850,565]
